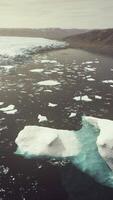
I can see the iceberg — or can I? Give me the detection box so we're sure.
[72,116,113,187]
[84,116,113,171]
[15,126,81,158]
[15,116,113,187]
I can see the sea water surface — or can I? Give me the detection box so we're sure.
[0,37,113,199]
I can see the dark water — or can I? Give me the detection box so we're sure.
[0,48,113,199]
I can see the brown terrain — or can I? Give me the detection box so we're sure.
[65,28,113,56]
[0,28,86,40]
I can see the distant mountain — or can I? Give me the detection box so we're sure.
[65,29,113,56]
[0,28,87,40]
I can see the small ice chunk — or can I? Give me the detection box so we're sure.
[0,102,4,106]
[95,95,102,99]
[73,95,92,102]
[69,112,77,118]
[38,80,60,86]
[102,80,113,84]
[87,78,95,81]
[38,114,48,122]
[48,103,57,107]
[4,109,18,114]
[41,60,57,64]
[0,65,15,71]
[0,104,17,114]
[30,69,44,73]
[85,67,95,72]
[44,90,52,93]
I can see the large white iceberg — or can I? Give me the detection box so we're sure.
[15,126,81,158]
[84,116,113,171]
[15,116,113,187]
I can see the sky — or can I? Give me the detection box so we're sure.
[0,0,113,29]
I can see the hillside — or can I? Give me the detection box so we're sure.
[65,29,113,56]
[0,28,86,40]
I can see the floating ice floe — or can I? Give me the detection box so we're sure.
[41,60,57,64]
[95,95,102,99]
[102,80,113,84]
[69,112,77,118]
[0,65,15,72]
[15,126,81,158]
[0,37,67,57]
[48,103,58,107]
[73,95,92,102]
[0,102,4,106]
[0,165,9,175]
[38,114,48,123]
[30,69,44,73]
[15,116,113,187]
[87,78,95,81]
[82,61,93,64]
[85,67,96,72]
[38,80,60,86]
[0,104,17,114]
[84,116,113,171]
[44,89,52,93]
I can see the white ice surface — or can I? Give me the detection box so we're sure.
[15,116,113,187]
[38,80,60,86]
[0,104,17,114]
[95,95,102,99]
[38,114,48,122]
[69,112,77,118]
[30,69,44,73]
[73,95,92,102]
[48,103,58,107]
[0,65,15,71]
[0,37,66,57]
[41,60,57,64]
[0,102,4,106]
[84,116,113,171]
[15,126,81,157]
[102,80,113,84]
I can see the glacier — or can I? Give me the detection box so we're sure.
[0,36,67,57]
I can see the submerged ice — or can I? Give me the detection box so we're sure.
[15,116,113,188]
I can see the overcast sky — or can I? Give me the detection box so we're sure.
[0,0,113,29]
